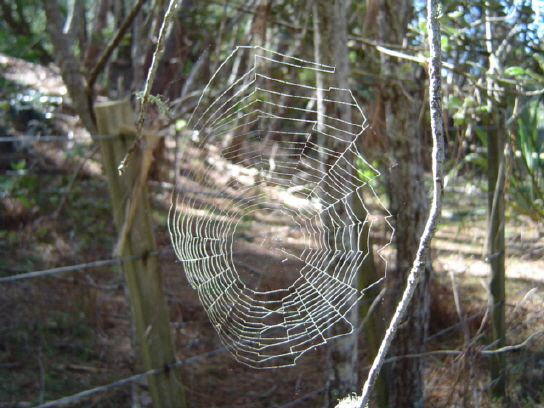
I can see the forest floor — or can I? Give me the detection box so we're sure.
[1,135,543,408]
[1,54,543,407]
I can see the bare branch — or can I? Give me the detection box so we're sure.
[481,330,544,355]
[117,0,179,175]
[41,0,96,133]
[53,144,100,219]
[87,0,145,89]
[348,1,446,407]
[375,42,542,97]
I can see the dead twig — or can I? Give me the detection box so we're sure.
[481,330,544,355]
[356,287,387,334]
[117,0,179,175]
[351,2,446,407]
[113,128,160,257]
[53,144,100,219]
[87,0,145,90]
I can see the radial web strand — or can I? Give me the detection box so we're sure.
[168,46,393,368]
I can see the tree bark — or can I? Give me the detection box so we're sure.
[357,217,387,408]
[377,1,430,407]
[487,111,506,398]
[63,0,86,48]
[41,0,97,134]
[484,7,507,398]
[84,0,109,72]
[0,0,52,64]
[313,1,358,406]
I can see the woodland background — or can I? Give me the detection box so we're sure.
[0,0,543,407]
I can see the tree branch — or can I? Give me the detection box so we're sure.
[87,0,145,90]
[41,0,96,133]
[481,330,544,354]
[0,0,52,63]
[343,1,446,407]
[0,0,30,35]
[209,0,426,52]
[117,0,179,175]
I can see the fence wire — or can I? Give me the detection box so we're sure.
[0,252,165,283]
[2,131,542,407]
[33,346,226,408]
[27,328,543,408]
[2,129,314,406]
[0,250,179,290]
[0,134,120,142]
[32,336,325,408]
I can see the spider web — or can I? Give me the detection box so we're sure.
[168,46,393,368]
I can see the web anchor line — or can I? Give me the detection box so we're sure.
[168,45,394,368]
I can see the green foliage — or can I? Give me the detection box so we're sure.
[175,118,187,131]
[0,160,38,210]
[0,152,114,256]
[355,157,379,181]
[355,156,387,202]
[504,66,526,77]
[0,309,98,402]
[435,0,543,226]
[447,100,544,222]
[0,0,51,63]
[508,101,544,220]
[65,178,114,247]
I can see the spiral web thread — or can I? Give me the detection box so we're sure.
[168,46,393,368]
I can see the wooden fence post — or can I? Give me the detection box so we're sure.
[94,100,186,408]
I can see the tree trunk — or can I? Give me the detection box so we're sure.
[484,8,506,397]
[41,0,96,134]
[63,0,86,51]
[83,0,109,72]
[377,1,430,407]
[223,0,270,163]
[487,111,506,398]
[313,1,358,406]
[357,216,388,408]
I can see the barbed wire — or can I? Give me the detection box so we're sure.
[31,334,273,408]
[278,387,327,408]
[28,327,543,408]
[0,249,175,283]
[3,244,540,406]
[0,134,120,142]
[2,124,538,144]
[33,348,325,408]
[1,129,541,405]
[425,311,485,343]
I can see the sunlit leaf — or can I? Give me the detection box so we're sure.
[504,66,526,76]
[175,119,187,131]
